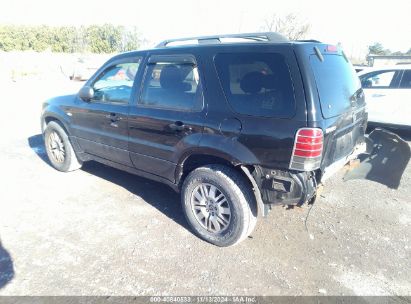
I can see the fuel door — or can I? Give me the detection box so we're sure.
[219,117,242,136]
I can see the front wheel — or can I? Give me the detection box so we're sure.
[44,121,82,172]
[181,165,257,247]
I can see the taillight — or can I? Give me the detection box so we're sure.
[289,128,323,171]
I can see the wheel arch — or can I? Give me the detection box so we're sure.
[42,114,84,157]
[42,114,70,136]
[176,150,264,217]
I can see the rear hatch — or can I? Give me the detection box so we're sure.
[299,44,368,169]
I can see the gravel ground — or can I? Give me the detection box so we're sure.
[0,79,410,296]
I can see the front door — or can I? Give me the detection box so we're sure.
[70,57,141,166]
[128,54,206,182]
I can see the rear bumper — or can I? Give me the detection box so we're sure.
[252,140,369,209]
[321,140,368,182]
[252,166,317,207]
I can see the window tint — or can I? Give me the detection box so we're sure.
[92,60,140,103]
[139,61,203,111]
[214,53,296,118]
[360,70,396,88]
[310,54,361,118]
[399,70,411,88]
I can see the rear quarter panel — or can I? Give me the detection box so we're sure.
[198,44,308,170]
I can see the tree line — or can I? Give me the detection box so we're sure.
[0,24,141,53]
[368,42,411,56]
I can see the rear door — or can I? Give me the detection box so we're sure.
[304,45,368,168]
[128,54,206,182]
[359,69,402,124]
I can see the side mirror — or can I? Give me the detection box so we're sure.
[78,86,94,101]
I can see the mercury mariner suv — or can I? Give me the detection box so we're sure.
[41,32,368,246]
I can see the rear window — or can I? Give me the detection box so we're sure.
[310,54,361,118]
[214,53,296,118]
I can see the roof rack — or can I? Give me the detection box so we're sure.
[155,32,288,48]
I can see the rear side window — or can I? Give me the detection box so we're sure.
[139,61,203,111]
[399,70,411,88]
[214,53,296,118]
[310,54,361,118]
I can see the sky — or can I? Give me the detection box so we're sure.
[0,0,410,59]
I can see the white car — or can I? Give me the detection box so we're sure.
[358,65,411,129]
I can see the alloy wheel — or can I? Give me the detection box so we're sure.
[48,131,65,163]
[190,183,231,233]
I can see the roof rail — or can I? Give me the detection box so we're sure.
[296,39,322,43]
[155,32,288,48]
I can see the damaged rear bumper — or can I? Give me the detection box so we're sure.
[249,139,372,215]
[252,166,317,208]
[321,139,369,182]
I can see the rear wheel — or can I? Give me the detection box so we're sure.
[44,121,82,172]
[181,165,257,247]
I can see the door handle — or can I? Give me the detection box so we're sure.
[372,93,385,98]
[105,113,121,122]
[169,121,192,132]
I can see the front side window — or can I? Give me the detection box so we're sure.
[139,60,203,111]
[399,70,411,88]
[92,59,140,104]
[214,52,296,118]
[360,70,396,88]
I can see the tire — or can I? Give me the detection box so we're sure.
[181,165,257,247]
[44,121,82,172]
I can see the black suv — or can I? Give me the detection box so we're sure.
[41,32,367,246]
